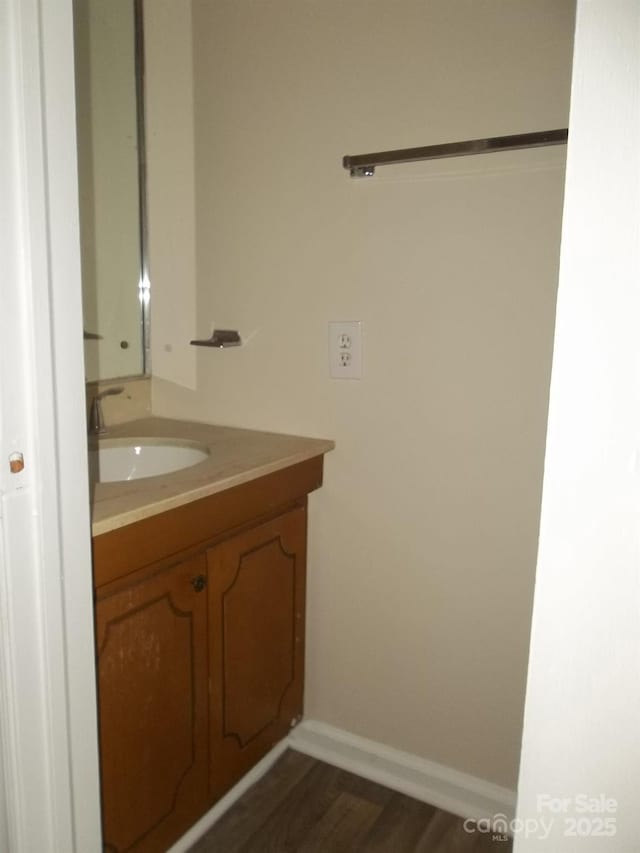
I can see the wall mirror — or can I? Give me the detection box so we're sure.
[74,0,150,382]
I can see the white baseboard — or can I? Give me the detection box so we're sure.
[169,720,516,851]
[167,740,289,853]
[288,719,516,824]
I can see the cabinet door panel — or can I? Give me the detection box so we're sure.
[208,506,306,798]
[96,554,209,853]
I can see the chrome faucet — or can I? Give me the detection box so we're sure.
[88,386,124,435]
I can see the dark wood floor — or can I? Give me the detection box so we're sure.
[189,750,512,852]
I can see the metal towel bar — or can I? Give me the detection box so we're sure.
[190,330,242,348]
[343,128,568,177]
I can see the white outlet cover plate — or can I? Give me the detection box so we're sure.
[329,321,362,379]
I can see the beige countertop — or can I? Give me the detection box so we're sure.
[90,417,334,537]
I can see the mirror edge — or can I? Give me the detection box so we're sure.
[134,0,151,377]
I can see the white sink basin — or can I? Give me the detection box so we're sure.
[89,437,209,483]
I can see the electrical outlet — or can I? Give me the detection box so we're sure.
[329,321,362,379]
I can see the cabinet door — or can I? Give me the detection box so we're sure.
[207,505,307,798]
[96,554,209,853]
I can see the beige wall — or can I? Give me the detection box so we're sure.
[144,0,197,390]
[152,0,575,789]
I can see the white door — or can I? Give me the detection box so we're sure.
[0,0,102,849]
[516,1,640,850]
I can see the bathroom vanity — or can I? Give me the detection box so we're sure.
[91,418,333,853]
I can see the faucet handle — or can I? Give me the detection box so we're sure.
[89,386,125,435]
[95,385,125,401]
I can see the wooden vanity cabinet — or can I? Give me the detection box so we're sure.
[95,553,209,853]
[93,458,322,853]
[207,506,306,800]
